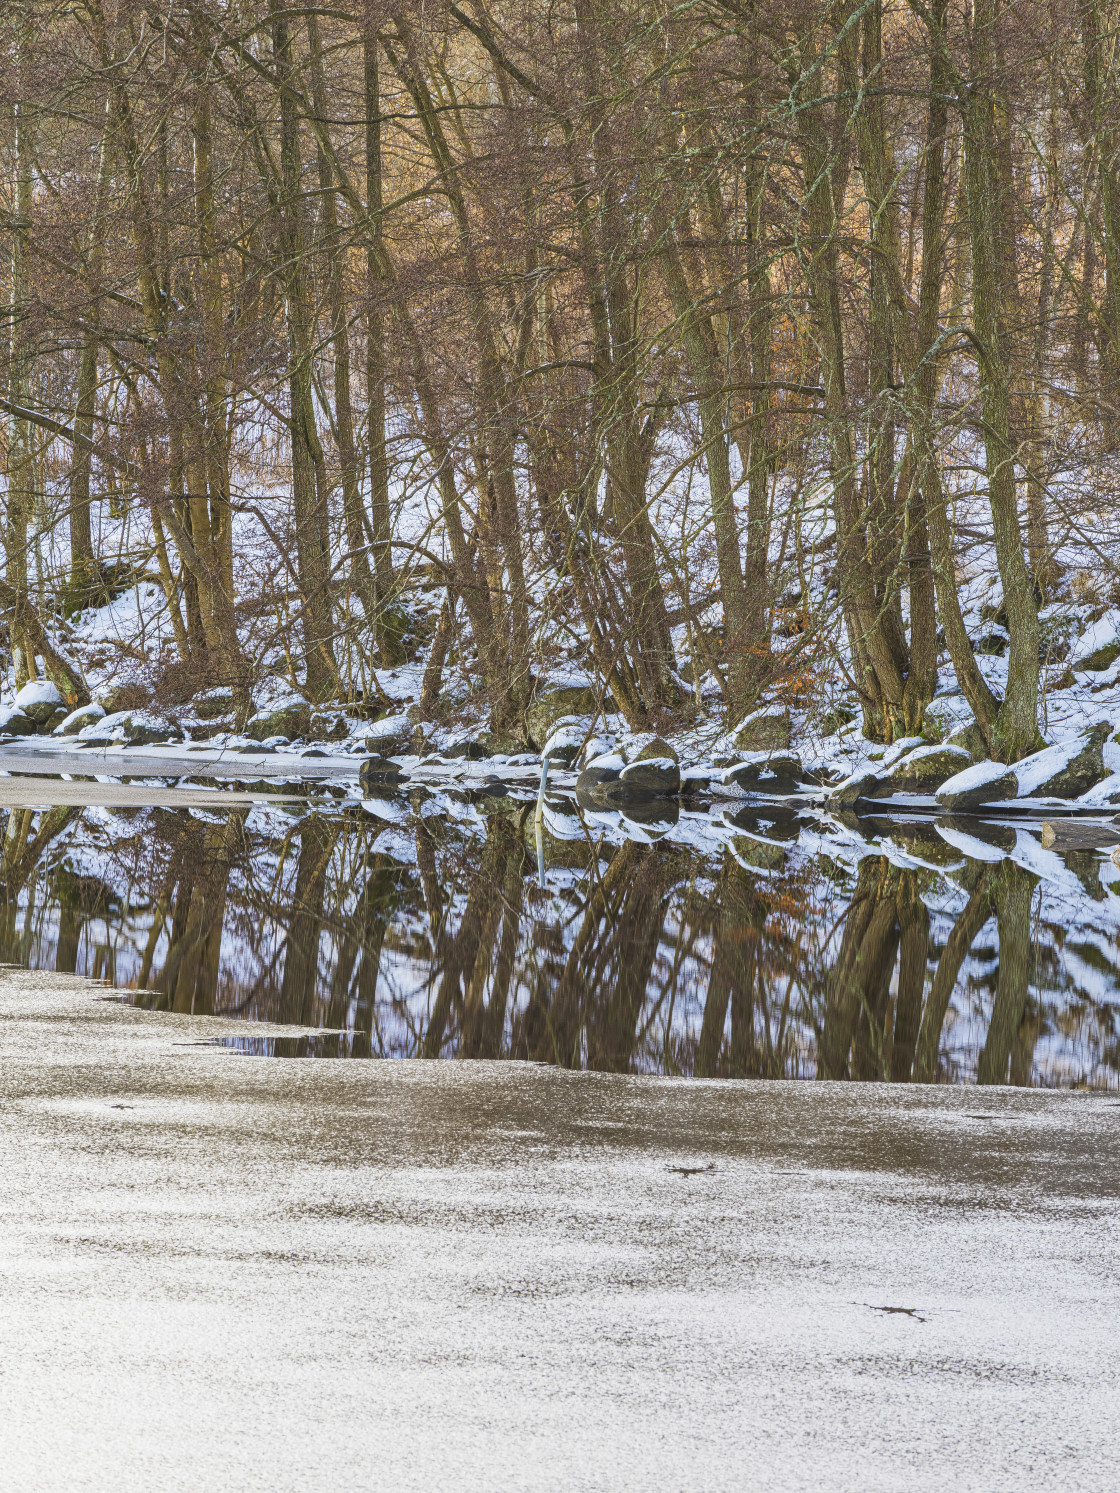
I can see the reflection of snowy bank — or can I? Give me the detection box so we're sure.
[0,770,1118,1088]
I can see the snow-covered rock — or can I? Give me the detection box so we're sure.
[245,698,311,742]
[576,741,680,804]
[722,752,802,789]
[882,743,972,793]
[54,701,106,736]
[936,759,1018,810]
[193,687,234,721]
[936,727,1110,808]
[541,720,586,766]
[526,685,601,747]
[0,706,38,738]
[14,679,63,724]
[77,710,179,746]
[732,706,791,752]
[361,713,414,756]
[1010,727,1110,800]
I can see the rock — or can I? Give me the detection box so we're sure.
[0,706,38,738]
[193,687,234,721]
[577,734,615,770]
[53,701,102,737]
[541,720,585,767]
[476,731,529,757]
[245,700,311,742]
[680,767,712,794]
[732,707,791,753]
[442,737,490,761]
[14,679,64,724]
[946,721,987,761]
[525,685,604,748]
[619,757,681,795]
[362,713,415,756]
[358,755,406,784]
[723,752,802,790]
[575,759,624,793]
[96,685,149,715]
[310,712,349,741]
[820,703,859,736]
[76,710,180,746]
[576,746,680,805]
[1074,640,1120,673]
[831,770,882,806]
[975,630,1009,657]
[1010,726,1110,800]
[629,735,679,765]
[879,743,973,794]
[936,760,1019,811]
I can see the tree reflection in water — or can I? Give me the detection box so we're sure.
[0,795,1117,1086]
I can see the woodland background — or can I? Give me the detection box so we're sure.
[3,0,1120,760]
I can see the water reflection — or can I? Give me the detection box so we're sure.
[2,788,1118,1086]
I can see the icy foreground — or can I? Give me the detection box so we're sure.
[0,966,1116,1493]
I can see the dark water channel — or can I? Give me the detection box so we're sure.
[2,775,1119,1086]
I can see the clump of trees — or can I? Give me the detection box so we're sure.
[2,0,1118,759]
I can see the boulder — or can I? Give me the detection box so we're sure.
[732,707,791,753]
[476,731,530,757]
[245,699,311,742]
[619,756,680,795]
[541,719,585,767]
[577,734,615,770]
[575,744,681,804]
[193,687,234,721]
[77,710,180,746]
[575,758,624,794]
[358,755,406,785]
[1074,640,1120,673]
[362,713,415,757]
[442,737,490,761]
[680,767,712,794]
[0,706,38,738]
[830,770,882,806]
[525,685,603,748]
[879,743,972,794]
[946,721,987,762]
[54,702,107,737]
[630,735,679,765]
[310,711,350,741]
[723,752,802,790]
[1010,726,1110,800]
[14,679,64,724]
[935,759,1018,811]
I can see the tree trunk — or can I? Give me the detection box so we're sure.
[270,0,340,701]
[962,1,1043,762]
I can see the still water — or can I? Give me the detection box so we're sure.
[2,776,1118,1085]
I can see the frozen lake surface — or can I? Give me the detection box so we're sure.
[0,966,1116,1491]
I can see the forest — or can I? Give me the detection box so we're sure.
[2,0,1119,761]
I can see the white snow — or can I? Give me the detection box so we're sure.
[1012,737,1087,796]
[937,759,1014,797]
[14,680,62,712]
